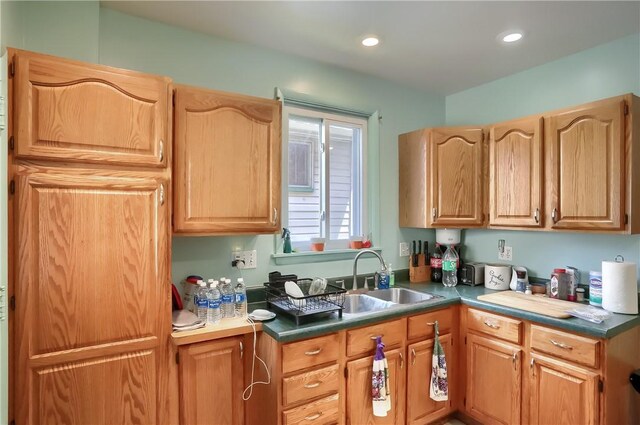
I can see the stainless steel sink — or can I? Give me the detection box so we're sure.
[367,288,440,304]
[343,294,395,315]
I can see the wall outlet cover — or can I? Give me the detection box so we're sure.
[399,242,410,257]
[498,246,513,262]
[232,249,257,269]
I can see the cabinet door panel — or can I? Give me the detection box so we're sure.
[174,85,281,234]
[530,354,599,425]
[179,338,244,425]
[406,335,452,425]
[430,127,484,227]
[466,334,521,425]
[13,49,170,167]
[346,348,405,425]
[547,100,625,230]
[399,129,429,228]
[490,117,543,227]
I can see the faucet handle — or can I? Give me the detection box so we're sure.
[364,276,374,290]
[336,280,345,289]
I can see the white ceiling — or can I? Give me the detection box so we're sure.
[101,1,640,95]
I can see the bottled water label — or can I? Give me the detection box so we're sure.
[235,293,246,303]
[208,299,221,308]
[443,260,456,272]
[197,298,208,308]
[222,294,234,303]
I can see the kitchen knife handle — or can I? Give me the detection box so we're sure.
[534,208,539,223]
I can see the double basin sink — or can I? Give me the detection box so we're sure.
[343,287,442,317]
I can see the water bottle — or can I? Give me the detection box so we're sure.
[234,278,247,318]
[206,280,222,324]
[220,278,235,319]
[196,281,208,322]
[442,245,459,287]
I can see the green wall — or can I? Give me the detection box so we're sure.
[446,33,640,279]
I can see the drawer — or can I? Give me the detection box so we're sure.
[408,308,453,340]
[467,308,522,344]
[346,318,406,357]
[282,333,340,375]
[530,325,600,368]
[283,363,340,406]
[282,393,339,425]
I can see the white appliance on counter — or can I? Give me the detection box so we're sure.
[509,266,529,291]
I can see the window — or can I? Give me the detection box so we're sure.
[285,106,367,250]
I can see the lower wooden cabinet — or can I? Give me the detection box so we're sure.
[178,337,245,425]
[466,333,522,425]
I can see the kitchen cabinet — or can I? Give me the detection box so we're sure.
[173,85,281,235]
[178,337,245,425]
[13,49,170,168]
[489,116,543,227]
[398,129,428,228]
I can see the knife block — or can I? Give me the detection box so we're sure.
[409,254,431,283]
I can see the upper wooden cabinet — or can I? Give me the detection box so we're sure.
[12,49,171,168]
[399,129,429,228]
[430,127,485,227]
[173,85,282,235]
[489,117,543,227]
[546,98,626,231]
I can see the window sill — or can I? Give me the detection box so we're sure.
[271,247,382,265]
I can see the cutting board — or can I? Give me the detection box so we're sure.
[477,291,576,318]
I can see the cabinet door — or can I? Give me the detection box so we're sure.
[430,127,484,227]
[490,117,543,227]
[466,334,522,425]
[406,335,453,425]
[173,85,281,234]
[546,99,625,230]
[14,170,170,425]
[13,49,170,167]
[346,348,406,425]
[398,129,429,228]
[529,354,599,425]
[178,338,244,425]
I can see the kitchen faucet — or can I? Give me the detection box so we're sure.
[352,249,386,291]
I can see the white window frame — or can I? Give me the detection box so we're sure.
[283,105,368,251]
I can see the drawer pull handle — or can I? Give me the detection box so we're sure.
[303,381,322,389]
[483,320,500,329]
[552,207,558,223]
[400,352,404,369]
[370,335,383,340]
[512,352,518,369]
[304,348,322,356]
[426,321,436,326]
[550,339,573,350]
[411,348,416,366]
[534,208,540,223]
[304,413,322,421]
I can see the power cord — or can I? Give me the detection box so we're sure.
[242,316,271,400]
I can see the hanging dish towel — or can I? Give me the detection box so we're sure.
[430,321,449,401]
[372,336,391,417]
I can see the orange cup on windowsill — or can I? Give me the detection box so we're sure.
[310,238,326,252]
[349,236,364,249]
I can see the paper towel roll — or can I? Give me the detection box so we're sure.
[602,260,638,314]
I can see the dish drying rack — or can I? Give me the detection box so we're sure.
[264,277,346,325]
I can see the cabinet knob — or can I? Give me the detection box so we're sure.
[411,348,416,366]
[239,341,244,359]
[159,184,165,206]
[551,208,558,223]
[159,140,164,162]
[512,352,518,369]
[399,352,404,369]
[272,208,278,225]
[432,208,437,221]
[534,208,539,224]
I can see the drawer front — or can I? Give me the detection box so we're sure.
[282,333,340,374]
[408,308,454,340]
[282,393,339,425]
[467,308,522,344]
[530,325,600,368]
[346,318,406,357]
[283,364,340,406]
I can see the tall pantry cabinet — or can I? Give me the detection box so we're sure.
[8,49,172,424]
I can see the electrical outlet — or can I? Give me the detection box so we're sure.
[498,246,513,261]
[399,242,410,257]
[232,249,257,269]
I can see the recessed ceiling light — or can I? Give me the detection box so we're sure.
[501,32,524,43]
[362,36,379,47]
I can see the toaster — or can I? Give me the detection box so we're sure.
[460,262,485,286]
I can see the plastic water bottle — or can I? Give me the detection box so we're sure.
[206,280,222,324]
[442,245,459,287]
[234,278,247,318]
[220,278,235,319]
[195,281,208,322]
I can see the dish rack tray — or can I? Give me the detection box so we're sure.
[264,279,346,325]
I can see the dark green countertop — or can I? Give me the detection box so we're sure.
[251,280,640,343]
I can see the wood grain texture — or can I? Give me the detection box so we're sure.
[406,334,453,425]
[467,307,523,344]
[398,129,429,228]
[529,353,598,425]
[282,333,340,375]
[346,318,407,358]
[530,325,599,369]
[627,94,640,234]
[489,116,543,227]
[429,127,485,227]
[244,332,281,425]
[13,49,169,168]
[173,84,281,235]
[171,317,262,346]
[282,363,340,407]
[466,334,522,425]
[178,337,244,425]
[603,325,640,424]
[476,291,574,319]
[546,98,625,230]
[407,308,453,341]
[282,393,340,425]
[346,348,406,425]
